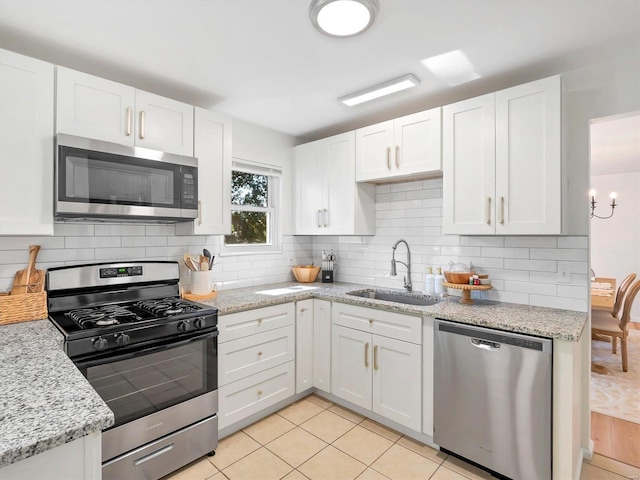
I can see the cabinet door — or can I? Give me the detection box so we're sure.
[355,120,394,182]
[135,89,194,156]
[56,66,135,146]
[394,108,441,177]
[495,76,561,234]
[372,335,422,431]
[293,141,324,234]
[323,131,356,234]
[331,325,371,410]
[0,50,54,235]
[443,93,496,234]
[176,108,231,235]
[296,299,314,393]
[313,299,331,393]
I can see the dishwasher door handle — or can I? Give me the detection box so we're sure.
[471,338,501,350]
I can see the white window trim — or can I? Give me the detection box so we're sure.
[220,159,282,256]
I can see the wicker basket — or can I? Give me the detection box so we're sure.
[0,291,48,326]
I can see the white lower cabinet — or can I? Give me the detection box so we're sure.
[218,362,295,430]
[218,304,296,431]
[313,299,332,393]
[331,303,422,431]
[296,299,314,393]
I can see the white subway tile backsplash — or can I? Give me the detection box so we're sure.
[558,236,589,249]
[53,223,95,236]
[94,224,146,236]
[460,236,505,247]
[94,247,146,260]
[480,247,529,259]
[504,259,557,272]
[145,225,176,236]
[557,285,589,299]
[65,236,121,248]
[0,236,65,250]
[504,236,558,248]
[529,295,587,311]
[503,281,557,296]
[530,248,588,261]
[122,236,168,247]
[39,248,95,262]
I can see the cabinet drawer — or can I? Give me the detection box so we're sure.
[218,361,295,430]
[332,302,421,344]
[219,303,295,342]
[219,325,295,386]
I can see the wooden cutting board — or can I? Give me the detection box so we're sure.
[10,245,45,295]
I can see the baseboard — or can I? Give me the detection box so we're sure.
[582,439,595,461]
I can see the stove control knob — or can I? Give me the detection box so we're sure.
[93,337,108,351]
[115,333,130,346]
[194,317,206,329]
[177,321,191,333]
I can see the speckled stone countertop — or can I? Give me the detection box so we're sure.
[202,282,587,341]
[0,320,114,468]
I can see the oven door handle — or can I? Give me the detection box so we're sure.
[74,329,218,369]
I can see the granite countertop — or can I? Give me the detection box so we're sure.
[0,320,114,468]
[202,281,587,342]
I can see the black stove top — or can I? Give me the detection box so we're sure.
[46,262,218,359]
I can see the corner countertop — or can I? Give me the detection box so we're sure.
[201,282,587,342]
[0,320,114,468]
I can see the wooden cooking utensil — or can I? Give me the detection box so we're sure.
[10,245,42,295]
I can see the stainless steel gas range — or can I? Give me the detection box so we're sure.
[46,261,218,480]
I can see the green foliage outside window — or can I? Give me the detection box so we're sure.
[225,171,270,245]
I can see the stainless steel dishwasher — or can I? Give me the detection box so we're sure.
[434,319,552,480]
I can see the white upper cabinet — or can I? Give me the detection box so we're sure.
[56,67,193,156]
[176,108,231,235]
[356,108,441,183]
[443,75,561,235]
[294,131,375,235]
[0,49,54,235]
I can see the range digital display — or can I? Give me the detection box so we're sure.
[99,266,143,278]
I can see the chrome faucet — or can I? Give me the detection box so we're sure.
[391,239,412,292]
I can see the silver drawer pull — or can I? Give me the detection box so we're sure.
[133,443,174,466]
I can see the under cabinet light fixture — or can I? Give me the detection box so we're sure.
[339,74,420,107]
[310,0,379,38]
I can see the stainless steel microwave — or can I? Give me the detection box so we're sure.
[55,134,198,222]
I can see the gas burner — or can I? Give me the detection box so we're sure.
[66,305,142,329]
[136,298,201,317]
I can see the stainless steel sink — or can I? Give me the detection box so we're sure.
[346,289,441,306]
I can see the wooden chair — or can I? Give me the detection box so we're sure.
[592,278,640,372]
[592,273,636,354]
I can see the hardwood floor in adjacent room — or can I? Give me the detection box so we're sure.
[591,411,640,469]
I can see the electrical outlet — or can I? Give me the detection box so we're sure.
[558,263,572,283]
[289,257,295,266]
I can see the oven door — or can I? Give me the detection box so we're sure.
[56,134,198,220]
[75,329,217,462]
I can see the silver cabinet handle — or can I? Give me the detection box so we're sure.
[299,307,307,313]
[486,197,492,225]
[395,145,400,168]
[323,209,328,227]
[373,345,379,370]
[500,196,505,225]
[133,443,174,466]
[317,210,322,228]
[365,342,369,367]
[387,147,391,169]
[126,107,132,136]
[139,111,145,139]
[197,200,202,225]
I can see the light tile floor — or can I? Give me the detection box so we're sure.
[164,395,640,480]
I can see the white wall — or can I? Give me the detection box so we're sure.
[313,178,589,312]
[590,172,640,322]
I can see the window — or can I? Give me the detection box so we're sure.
[223,160,281,254]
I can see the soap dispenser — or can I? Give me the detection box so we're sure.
[424,267,435,295]
[434,267,445,294]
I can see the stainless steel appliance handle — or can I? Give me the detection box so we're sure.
[471,338,501,350]
[133,443,174,466]
[74,329,218,369]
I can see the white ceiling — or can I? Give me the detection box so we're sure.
[1,0,639,141]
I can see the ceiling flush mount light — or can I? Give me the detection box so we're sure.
[310,0,379,38]
[339,74,420,107]
[589,189,619,219]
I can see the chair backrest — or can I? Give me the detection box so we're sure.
[619,278,640,331]
[613,273,637,317]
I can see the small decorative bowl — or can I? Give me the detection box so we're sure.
[444,271,474,284]
[292,265,320,283]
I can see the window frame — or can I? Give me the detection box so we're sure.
[221,159,282,256]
